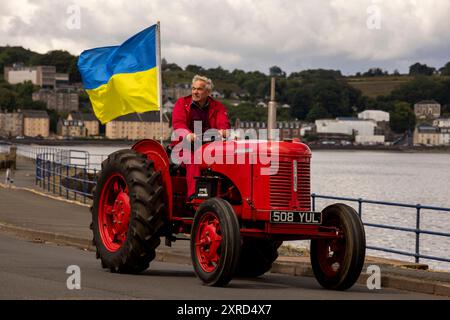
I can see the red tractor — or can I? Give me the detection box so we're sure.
[91,137,366,290]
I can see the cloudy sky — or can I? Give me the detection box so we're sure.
[1,0,449,75]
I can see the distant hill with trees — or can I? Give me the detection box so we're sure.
[1,46,450,134]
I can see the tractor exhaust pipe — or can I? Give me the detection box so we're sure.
[267,77,277,141]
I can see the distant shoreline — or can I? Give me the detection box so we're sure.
[2,138,450,153]
[309,144,450,153]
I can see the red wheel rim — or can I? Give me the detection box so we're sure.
[98,173,131,252]
[316,218,346,278]
[194,212,223,273]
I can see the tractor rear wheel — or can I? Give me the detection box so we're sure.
[191,198,241,286]
[235,238,282,277]
[310,203,366,290]
[91,149,165,273]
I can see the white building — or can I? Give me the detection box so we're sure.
[4,65,56,88]
[440,127,450,145]
[6,68,37,84]
[316,118,385,144]
[433,118,450,128]
[358,110,390,122]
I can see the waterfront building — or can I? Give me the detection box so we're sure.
[315,118,385,144]
[67,112,99,136]
[22,110,50,138]
[414,100,441,119]
[0,111,23,137]
[105,112,171,140]
[413,124,450,146]
[235,120,309,140]
[57,119,87,137]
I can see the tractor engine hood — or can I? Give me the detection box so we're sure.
[195,139,311,168]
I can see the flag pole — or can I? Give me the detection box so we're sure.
[156,21,164,145]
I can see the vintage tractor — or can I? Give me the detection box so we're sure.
[91,136,366,290]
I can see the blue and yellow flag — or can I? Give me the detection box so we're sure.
[78,25,160,124]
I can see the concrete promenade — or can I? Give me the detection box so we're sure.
[0,157,449,297]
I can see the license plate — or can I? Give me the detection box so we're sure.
[270,211,322,224]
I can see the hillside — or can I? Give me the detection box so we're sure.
[346,75,450,98]
[345,76,413,97]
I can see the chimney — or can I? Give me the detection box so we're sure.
[267,77,277,140]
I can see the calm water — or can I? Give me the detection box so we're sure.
[5,144,450,271]
[309,150,450,271]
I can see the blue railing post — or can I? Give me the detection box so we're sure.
[59,162,62,196]
[74,166,77,202]
[66,165,69,199]
[358,198,363,218]
[52,155,55,194]
[47,159,50,192]
[416,204,421,264]
[83,167,87,204]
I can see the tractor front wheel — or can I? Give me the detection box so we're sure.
[310,203,366,290]
[191,198,241,287]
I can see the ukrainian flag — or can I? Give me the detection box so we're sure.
[78,25,160,124]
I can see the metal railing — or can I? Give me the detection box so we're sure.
[35,151,98,204]
[311,193,450,264]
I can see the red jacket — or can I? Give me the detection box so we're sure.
[171,95,231,146]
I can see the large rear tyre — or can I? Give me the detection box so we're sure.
[91,149,165,273]
[235,238,283,277]
[310,203,366,290]
[191,198,241,287]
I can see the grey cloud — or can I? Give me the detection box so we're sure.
[1,0,449,74]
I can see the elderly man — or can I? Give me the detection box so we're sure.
[171,75,231,198]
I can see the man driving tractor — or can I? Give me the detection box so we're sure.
[171,75,231,198]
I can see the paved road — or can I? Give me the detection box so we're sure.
[0,186,91,239]
[0,232,443,300]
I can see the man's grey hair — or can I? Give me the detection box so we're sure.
[192,75,214,92]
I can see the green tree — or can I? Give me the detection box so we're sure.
[31,50,74,73]
[389,102,416,133]
[306,103,330,122]
[47,109,59,133]
[439,61,450,76]
[28,100,47,110]
[69,56,82,83]
[185,64,204,74]
[362,68,386,77]
[288,69,342,80]
[0,46,40,71]
[15,81,35,106]
[269,66,286,77]
[162,61,182,71]
[409,62,436,76]
[287,85,312,120]
[0,87,17,111]
[390,76,444,105]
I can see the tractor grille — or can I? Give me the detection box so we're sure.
[297,160,311,210]
[269,161,292,207]
[270,159,310,209]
